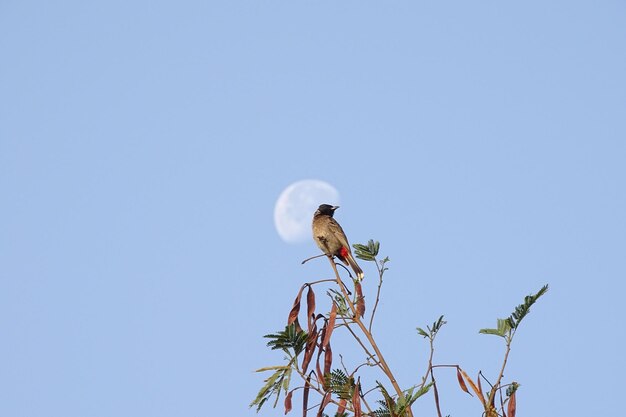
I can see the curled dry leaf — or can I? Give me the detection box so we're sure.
[322,303,337,349]
[432,379,440,414]
[288,285,306,330]
[337,399,347,415]
[352,378,362,417]
[301,327,317,373]
[284,390,293,415]
[355,282,365,318]
[456,367,471,395]
[324,342,332,377]
[316,392,331,417]
[315,336,324,389]
[507,390,516,417]
[459,368,487,406]
[306,285,315,331]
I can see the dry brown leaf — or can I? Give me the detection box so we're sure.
[306,286,316,331]
[432,380,441,417]
[460,368,487,406]
[337,399,347,415]
[355,282,365,318]
[301,328,317,373]
[316,392,331,417]
[456,367,471,395]
[322,304,337,348]
[352,378,362,417]
[287,286,305,328]
[507,390,516,417]
[324,342,332,377]
[315,340,324,389]
[284,390,293,415]
[303,374,311,417]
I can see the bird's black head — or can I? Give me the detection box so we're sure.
[316,204,339,216]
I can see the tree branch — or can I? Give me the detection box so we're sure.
[326,255,414,417]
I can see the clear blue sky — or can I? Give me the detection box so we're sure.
[1,1,625,416]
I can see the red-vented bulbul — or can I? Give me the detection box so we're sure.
[312,204,364,280]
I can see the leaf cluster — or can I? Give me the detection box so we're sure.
[373,382,432,417]
[479,284,549,338]
[416,315,446,340]
[250,325,306,412]
[353,240,380,261]
[506,381,519,397]
[506,284,549,330]
[250,365,292,412]
[264,324,308,357]
[353,240,390,274]
[478,318,511,338]
[325,369,355,400]
[328,289,350,317]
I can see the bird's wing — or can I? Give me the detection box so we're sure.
[328,218,350,248]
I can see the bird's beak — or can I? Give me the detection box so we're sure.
[332,206,340,211]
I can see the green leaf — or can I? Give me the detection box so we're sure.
[264,324,308,356]
[353,239,380,261]
[417,315,446,339]
[372,401,392,417]
[497,318,511,335]
[479,328,505,337]
[506,284,549,329]
[374,382,432,417]
[325,368,354,400]
[506,382,520,397]
[396,384,431,415]
[403,382,432,406]
[254,365,290,373]
[479,318,511,337]
[250,366,292,412]
[327,289,350,316]
[430,315,446,334]
[416,327,429,338]
[376,381,396,415]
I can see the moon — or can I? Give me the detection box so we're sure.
[274,180,340,243]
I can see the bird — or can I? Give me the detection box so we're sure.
[312,204,364,280]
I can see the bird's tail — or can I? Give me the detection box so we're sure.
[340,250,364,280]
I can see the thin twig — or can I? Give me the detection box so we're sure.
[361,385,380,397]
[335,261,354,279]
[430,364,460,369]
[301,254,327,264]
[338,315,379,366]
[339,354,349,376]
[419,334,436,389]
[486,329,516,417]
[292,366,348,411]
[368,258,384,333]
[479,371,494,390]
[489,330,515,404]
[424,329,443,417]
[359,388,373,414]
[305,278,337,286]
